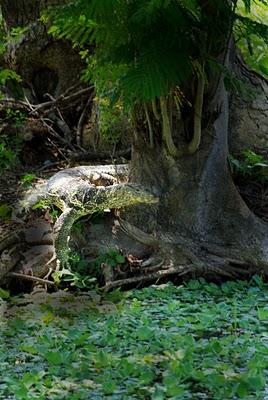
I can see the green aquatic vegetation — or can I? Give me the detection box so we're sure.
[1,278,268,399]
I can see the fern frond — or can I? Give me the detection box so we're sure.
[241,0,251,13]
[235,14,268,44]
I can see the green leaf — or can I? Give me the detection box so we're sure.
[163,375,186,397]
[136,326,154,340]
[115,254,125,264]
[19,345,38,355]
[102,380,117,395]
[247,374,265,390]
[257,308,268,320]
[44,351,63,365]
[139,368,155,384]
[0,287,9,299]
[0,204,12,220]
[236,381,249,398]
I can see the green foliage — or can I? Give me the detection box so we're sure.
[31,200,60,222]
[32,199,50,210]
[0,203,12,221]
[236,0,268,77]
[0,69,21,86]
[6,26,28,42]
[0,19,24,96]
[229,149,268,182]
[46,0,204,105]
[44,0,268,151]
[97,97,127,144]
[1,108,26,127]
[57,251,98,289]
[0,23,28,56]
[30,199,50,211]
[0,134,23,172]
[20,173,37,187]
[1,278,268,398]
[96,248,126,268]
[0,287,9,299]
[55,248,126,289]
[47,0,268,105]
[0,142,15,172]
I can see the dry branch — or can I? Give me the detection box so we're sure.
[101,265,188,291]
[8,272,55,286]
[31,87,94,115]
[0,231,24,253]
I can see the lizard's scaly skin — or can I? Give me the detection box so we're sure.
[25,165,158,269]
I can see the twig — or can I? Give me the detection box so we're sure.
[142,260,165,273]
[8,272,55,286]
[61,83,83,97]
[0,99,32,114]
[46,136,69,161]
[44,93,72,143]
[41,118,76,151]
[101,266,186,291]
[32,87,94,114]
[76,94,93,147]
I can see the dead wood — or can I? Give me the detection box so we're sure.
[101,265,186,291]
[0,231,24,253]
[8,272,55,286]
[0,245,22,280]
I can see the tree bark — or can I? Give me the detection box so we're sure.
[128,45,268,276]
[229,51,268,153]
[0,0,83,101]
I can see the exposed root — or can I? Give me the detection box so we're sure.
[140,256,160,267]
[115,219,159,247]
[187,69,205,154]
[101,265,187,291]
[160,96,177,157]
[142,260,166,273]
[151,99,160,121]
[144,103,154,148]
[101,253,255,291]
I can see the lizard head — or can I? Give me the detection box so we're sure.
[105,183,159,209]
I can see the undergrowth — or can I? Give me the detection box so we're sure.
[229,149,268,183]
[55,249,126,289]
[0,133,23,173]
[1,278,268,399]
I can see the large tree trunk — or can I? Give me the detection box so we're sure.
[127,45,268,278]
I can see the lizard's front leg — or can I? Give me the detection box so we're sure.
[53,207,82,270]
